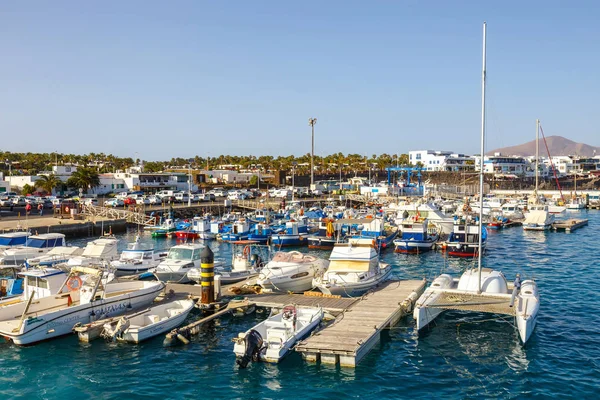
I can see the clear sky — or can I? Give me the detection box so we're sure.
[1,1,598,160]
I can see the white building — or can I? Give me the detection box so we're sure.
[474,153,530,177]
[442,153,475,172]
[409,150,453,171]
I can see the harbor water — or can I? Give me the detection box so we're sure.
[1,211,599,399]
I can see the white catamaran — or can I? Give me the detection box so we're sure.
[412,22,540,344]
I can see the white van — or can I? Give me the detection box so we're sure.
[174,192,189,203]
[156,190,175,199]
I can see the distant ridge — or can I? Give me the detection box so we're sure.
[488,136,600,157]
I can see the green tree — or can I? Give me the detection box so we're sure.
[22,184,36,195]
[67,168,100,193]
[249,175,258,186]
[37,174,62,194]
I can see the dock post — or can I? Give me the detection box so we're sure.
[200,246,214,304]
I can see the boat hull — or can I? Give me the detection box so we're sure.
[118,301,194,344]
[393,240,435,254]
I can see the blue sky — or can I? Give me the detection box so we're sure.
[1,1,598,160]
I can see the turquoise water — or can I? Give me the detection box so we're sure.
[1,212,599,399]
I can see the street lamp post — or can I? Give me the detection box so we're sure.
[308,118,317,186]
[291,162,297,202]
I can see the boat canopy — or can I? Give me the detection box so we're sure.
[25,237,63,248]
[0,233,30,246]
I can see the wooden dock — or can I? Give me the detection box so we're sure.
[295,279,426,367]
[552,219,588,233]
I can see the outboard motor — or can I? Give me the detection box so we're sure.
[236,329,263,369]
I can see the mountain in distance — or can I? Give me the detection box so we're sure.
[488,136,600,157]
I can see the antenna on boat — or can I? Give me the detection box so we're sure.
[477,21,487,295]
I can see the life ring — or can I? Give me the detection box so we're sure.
[66,276,83,292]
[65,206,70,213]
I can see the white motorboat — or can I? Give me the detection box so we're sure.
[188,241,268,285]
[111,236,167,276]
[233,305,323,367]
[257,251,329,293]
[152,242,204,283]
[98,299,195,343]
[500,203,524,220]
[0,233,66,265]
[66,237,118,267]
[413,23,539,345]
[390,202,454,235]
[523,203,555,231]
[0,266,165,345]
[26,246,83,267]
[313,238,392,297]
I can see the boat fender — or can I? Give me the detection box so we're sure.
[243,246,250,257]
[66,276,83,292]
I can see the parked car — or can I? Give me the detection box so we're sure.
[202,193,216,202]
[147,195,160,205]
[11,197,27,207]
[104,199,124,207]
[123,197,137,206]
[82,198,99,206]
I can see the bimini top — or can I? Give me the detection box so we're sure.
[25,233,66,248]
[18,267,66,279]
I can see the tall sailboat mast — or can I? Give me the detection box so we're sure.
[535,119,540,200]
[477,22,487,294]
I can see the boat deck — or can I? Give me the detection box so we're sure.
[423,290,516,316]
[552,219,588,232]
[295,279,426,367]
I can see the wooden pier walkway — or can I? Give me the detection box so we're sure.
[552,219,588,233]
[295,279,426,367]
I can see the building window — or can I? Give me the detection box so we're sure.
[416,154,421,160]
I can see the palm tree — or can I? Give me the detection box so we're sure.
[67,168,100,193]
[37,174,62,195]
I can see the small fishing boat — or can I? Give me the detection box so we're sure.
[98,299,195,343]
[393,217,438,254]
[270,220,310,247]
[233,305,323,367]
[175,217,213,240]
[445,215,487,257]
[348,217,398,250]
[247,223,274,244]
[523,203,554,231]
[153,242,205,283]
[220,220,251,242]
[257,251,328,293]
[313,238,392,297]
[307,219,341,250]
[111,236,167,276]
[151,218,178,238]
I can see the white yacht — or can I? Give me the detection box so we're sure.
[153,243,204,283]
[111,236,167,276]
[313,238,392,297]
[257,251,328,293]
[66,237,119,267]
[26,246,83,267]
[0,233,66,265]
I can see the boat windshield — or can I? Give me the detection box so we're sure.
[167,248,193,260]
[121,251,144,261]
[25,238,62,248]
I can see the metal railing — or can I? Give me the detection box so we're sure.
[81,204,155,226]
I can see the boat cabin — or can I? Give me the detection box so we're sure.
[19,268,68,300]
[0,232,31,249]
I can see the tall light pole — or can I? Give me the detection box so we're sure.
[291,162,297,201]
[308,118,317,186]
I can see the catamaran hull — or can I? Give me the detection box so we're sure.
[1,283,164,346]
